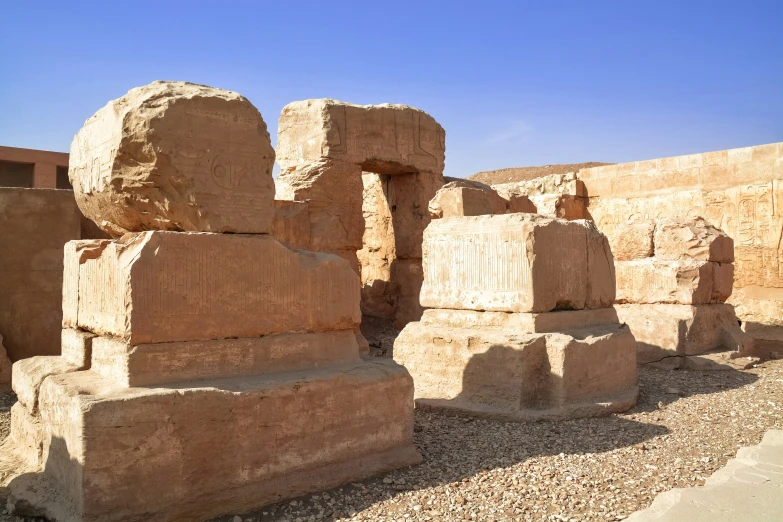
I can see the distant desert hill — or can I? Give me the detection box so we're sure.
[469,162,614,185]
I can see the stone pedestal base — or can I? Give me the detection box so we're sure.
[4,358,420,522]
[615,303,754,364]
[394,309,638,420]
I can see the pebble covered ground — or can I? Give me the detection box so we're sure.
[1,360,781,522]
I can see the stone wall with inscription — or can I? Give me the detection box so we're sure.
[275,99,446,328]
[578,142,783,347]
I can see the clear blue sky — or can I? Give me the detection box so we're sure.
[1,1,781,178]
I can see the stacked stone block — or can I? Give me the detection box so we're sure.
[3,82,420,522]
[394,214,638,420]
[612,217,754,364]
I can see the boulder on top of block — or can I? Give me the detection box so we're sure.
[69,81,276,237]
[428,180,536,219]
[654,217,734,263]
[420,214,615,313]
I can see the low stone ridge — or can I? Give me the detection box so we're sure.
[69,80,276,236]
[469,162,612,185]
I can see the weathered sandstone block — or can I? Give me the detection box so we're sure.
[615,303,753,364]
[0,188,82,361]
[60,328,96,368]
[68,232,360,344]
[12,356,81,414]
[8,360,420,522]
[69,81,276,236]
[428,184,506,218]
[420,215,615,312]
[91,330,361,387]
[615,258,729,305]
[394,321,637,420]
[654,217,734,263]
[273,200,311,249]
[277,98,445,175]
[610,221,655,261]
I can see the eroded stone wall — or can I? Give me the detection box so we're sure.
[577,143,783,346]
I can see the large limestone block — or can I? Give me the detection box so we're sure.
[60,328,96,368]
[610,221,655,261]
[394,321,637,419]
[91,330,361,387]
[615,258,728,305]
[615,303,752,364]
[277,98,445,175]
[275,159,365,252]
[9,403,43,468]
[272,200,311,249]
[420,215,615,312]
[654,217,734,263]
[428,182,507,219]
[9,360,420,522]
[69,232,360,344]
[69,81,276,237]
[12,356,81,414]
[0,188,81,361]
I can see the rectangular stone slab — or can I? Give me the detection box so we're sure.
[615,303,753,363]
[419,214,615,313]
[11,360,419,522]
[393,321,637,419]
[91,330,361,387]
[615,258,725,305]
[69,231,361,344]
[420,308,620,332]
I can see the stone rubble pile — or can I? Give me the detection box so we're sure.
[2,82,420,522]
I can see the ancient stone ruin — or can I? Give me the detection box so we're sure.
[612,217,754,367]
[394,213,638,419]
[274,99,446,327]
[2,81,420,521]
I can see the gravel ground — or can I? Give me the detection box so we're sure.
[1,361,781,522]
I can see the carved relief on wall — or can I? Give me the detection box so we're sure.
[589,180,783,291]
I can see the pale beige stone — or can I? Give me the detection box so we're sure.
[275,100,446,327]
[419,214,615,312]
[276,98,445,175]
[615,303,752,364]
[529,194,589,220]
[420,308,620,332]
[69,81,276,237]
[610,221,655,261]
[615,258,724,305]
[9,403,43,468]
[579,142,783,342]
[91,330,361,387]
[0,188,82,361]
[12,356,80,414]
[493,172,586,197]
[394,322,637,420]
[60,328,96,368]
[654,217,734,262]
[273,200,310,249]
[8,360,420,522]
[276,159,365,253]
[505,193,537,214]
[69,232,360,344]
[428,182,506,219]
